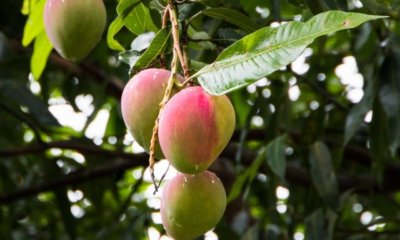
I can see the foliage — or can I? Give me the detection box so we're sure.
[1,0,400,239]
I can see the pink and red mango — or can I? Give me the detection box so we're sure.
[121,69,181,159]
[44,0,106,61]
[159,86,235,174]
[161,171,226,240]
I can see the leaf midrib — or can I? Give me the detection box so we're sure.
[197,19,351,76]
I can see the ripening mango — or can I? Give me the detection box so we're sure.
[44,0,106,61]
[121,68,182,159]
[159,86,235,174]
[161,171,226,240]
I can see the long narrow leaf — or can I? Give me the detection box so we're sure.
[31,31,52,80]
[133,28,171,71]
[227,148,265,203]
[22,0,46,46]
[107,0,141,51]
[266,135,286,179]
[203,8,258,33]
[193,11,385,95]
[107,15,126,51]
[309,141,339,210]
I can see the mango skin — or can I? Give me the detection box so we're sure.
[161,171,226,240]
[44,0,106,62]
[121,69,182,159]
[158,86,235,174]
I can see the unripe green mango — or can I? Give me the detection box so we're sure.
[159,86,235,174]
[121,68,182,159]
[161,171,226,240]
[44,0,106,62]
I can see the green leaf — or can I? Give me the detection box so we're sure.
[379,54,400,155]
[384,93,400,154]
[266,135,286,179]
[0,81,59,127]
[129,32,156,52]
[305,209,326,240]
[119,32,156,66]
[227,148,265,203]
[119,28,171,73]
[344,73,376,144]
[369,97,391,172]
[116,0,141,14]
[309,141,339,210]
[21,0,32,15]
[192,0,223,7]
[119,50,141,68]
[304,0,330,13]
[203,8,259,33]
[193,11,386,95]
[22,0,46,46]
[31,31,52,80]
[107,15,126,51]
[107,0,158,50]
[124,3,159,35]
[187,26,216,51]
[132,28,171,71]
[242,224,260,240]
[323,0,339,9]
[190,60,208,71]
[107,0,141,50]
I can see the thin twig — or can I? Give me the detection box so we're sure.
[296,73,349,112]
[148,52,179,193]
[0,101,45,145]
[159,8,170,68]
[0,140,136,159]
[162,7,170,28]
[154,163,171,194]
[115,168,145,221]
[147,1,191,194]
[0,156,147,204]
[168,3,190,80]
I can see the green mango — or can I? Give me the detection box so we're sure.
[44,0,106,61]
[121,68,182,159]
[161,171,226,240]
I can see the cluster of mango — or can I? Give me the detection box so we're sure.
[121,69,236,239]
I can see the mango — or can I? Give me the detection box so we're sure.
[161,171,226,240]
[44,0,106,61]
[121,68,182,159]
[158,86,235,174]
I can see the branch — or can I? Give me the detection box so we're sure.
[3,34,125,98]
[222,144,400,194]
[296,73,349,112]
[0,140,135,159]
[0,128,394,172]
[2,141,400,204]
[0,101,45,145]
[0,156,147,204]
[336,217,400,238]
[49,54,125,98]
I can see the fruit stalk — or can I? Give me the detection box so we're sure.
[148,51,179,193]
